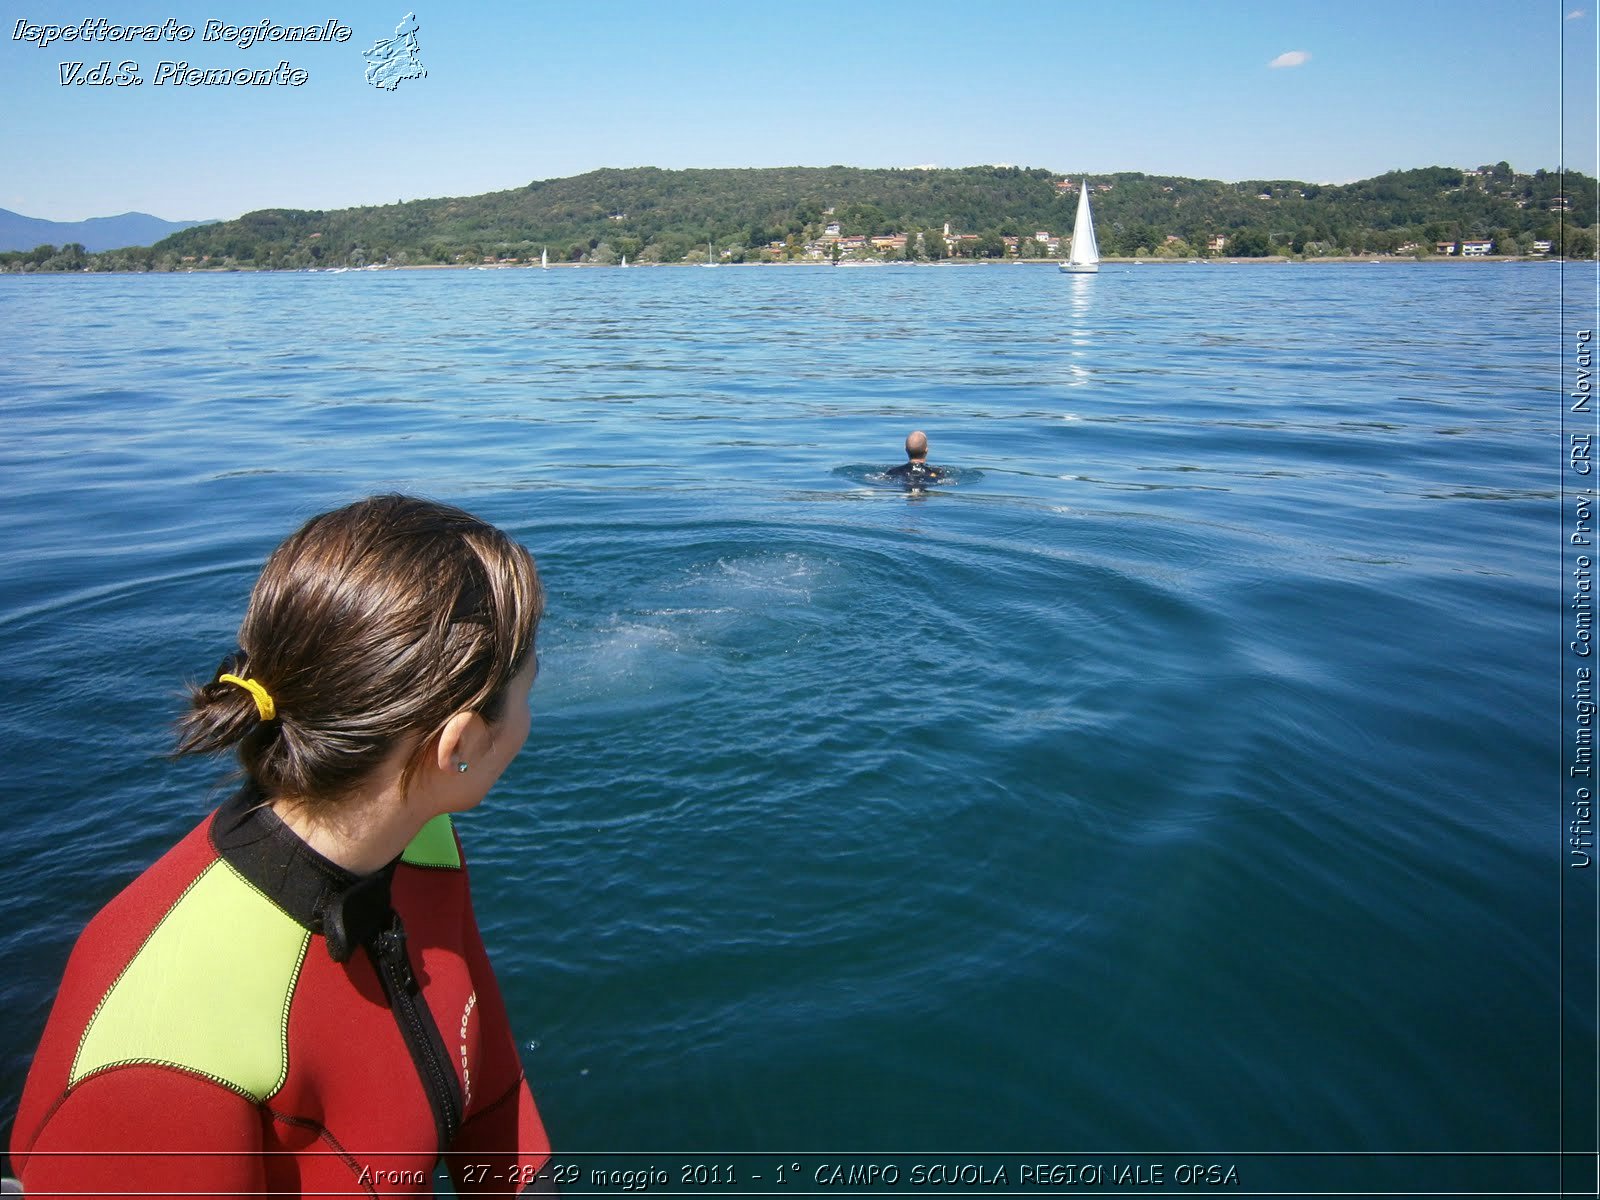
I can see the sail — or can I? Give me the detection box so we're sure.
[1069,182,1099,266]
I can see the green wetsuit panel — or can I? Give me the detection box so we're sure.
[70,859,309,1101]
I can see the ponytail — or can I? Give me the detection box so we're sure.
[172,496,543,810]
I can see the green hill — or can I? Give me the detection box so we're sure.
[5,162,1594,271]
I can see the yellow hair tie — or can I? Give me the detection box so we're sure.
[219,673,277,721]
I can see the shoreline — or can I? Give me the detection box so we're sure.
[236,255,1552,273]
[248,254,1559,273]
[3,255,1561,276]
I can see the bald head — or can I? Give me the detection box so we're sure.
[905,430,929,461]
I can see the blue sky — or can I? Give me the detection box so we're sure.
[1,0,1594,221]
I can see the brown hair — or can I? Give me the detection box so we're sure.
[175,494,543,808]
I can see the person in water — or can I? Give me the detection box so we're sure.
[10,495,555,1196]
[885,429,945,485]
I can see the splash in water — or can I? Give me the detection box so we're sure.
[833,464,983,491]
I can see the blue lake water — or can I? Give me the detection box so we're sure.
[0,262,1583,1195]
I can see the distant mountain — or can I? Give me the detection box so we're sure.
[0,209,217,252]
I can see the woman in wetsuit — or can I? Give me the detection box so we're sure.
[10,495,556,1196]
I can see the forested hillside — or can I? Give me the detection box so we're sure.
[5,162,1593,271]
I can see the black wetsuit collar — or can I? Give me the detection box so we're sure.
[210,785,398,962]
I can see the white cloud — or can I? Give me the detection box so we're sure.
[1567,8,1586,18]
[1269,50,1311,69]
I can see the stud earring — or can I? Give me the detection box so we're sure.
[457,761,469,774]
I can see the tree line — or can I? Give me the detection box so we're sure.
[3,162,1594,272]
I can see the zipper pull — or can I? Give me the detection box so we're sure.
[373,914,416,993]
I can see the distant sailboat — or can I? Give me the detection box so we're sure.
[702,240,718,267]
[541,247,549,269]
[1059,180,1100,274]
[620,254,628,268]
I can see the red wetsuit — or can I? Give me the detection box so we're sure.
[9,787,553,1196]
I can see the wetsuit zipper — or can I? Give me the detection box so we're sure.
[369,914,464,1148]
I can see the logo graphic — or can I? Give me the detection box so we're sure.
[363,12,426,91]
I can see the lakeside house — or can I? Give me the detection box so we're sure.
[741,164,1568,265]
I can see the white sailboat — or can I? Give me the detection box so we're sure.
[541,247,549,269]
[702,239,718,267]
[1059,180,1100,274]
[620,254,627,268]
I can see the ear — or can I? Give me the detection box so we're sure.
[434,709,489,774]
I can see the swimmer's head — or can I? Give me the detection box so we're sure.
[905,430,929,461]
[175,494,544,811]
